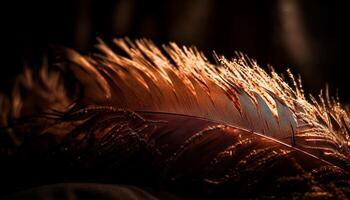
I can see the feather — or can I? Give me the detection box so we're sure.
[61,38,349,170]
[1,38,350,198]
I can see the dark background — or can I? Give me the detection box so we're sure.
[2,0,349,103]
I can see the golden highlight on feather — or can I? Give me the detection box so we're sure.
[1,38,349,170]
[70,39,349,169]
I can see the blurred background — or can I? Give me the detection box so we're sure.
[2,0,349,102]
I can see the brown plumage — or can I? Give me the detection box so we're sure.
[1,38,350,199]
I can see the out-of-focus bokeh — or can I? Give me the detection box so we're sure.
[2,0,349,102]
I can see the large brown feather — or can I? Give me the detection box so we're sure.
[1,38,350,199]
